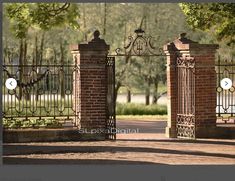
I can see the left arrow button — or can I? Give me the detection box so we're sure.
[5,78,17,90]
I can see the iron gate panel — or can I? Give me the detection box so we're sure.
[216,57,235,124]
[176,56,196,138]
[3,63,79,129]
[106,56,116,140]
[107,28,167,140]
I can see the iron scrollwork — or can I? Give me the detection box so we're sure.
[216,56,235,124]
[176,55,196,139]
[3,66,49,88]
[3,63,79,129]
[115,28,164,56]
[177,56,195,68]
[106,56,116,140]
[176,115,195,138]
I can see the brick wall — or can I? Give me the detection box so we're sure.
[193,50,217,137]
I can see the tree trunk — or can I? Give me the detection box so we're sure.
[145,90,150,105]
[103,3,107,36]
[35,32,45,101]
[53,47,57,64]
[4,35,9,63]
[127,89,131,103]
[145,79,151,105]
[18,39,24,100]
[152,79,159,104]
[35,35,39,71]
[60,39,65,98]
[39,32,45,73]
[35,35,39,101]
[82,5,87,42]
[23,39,30,101]
[114,81,121,105]
[38,32,45,97]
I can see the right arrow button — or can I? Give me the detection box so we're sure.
[221,78,232,90]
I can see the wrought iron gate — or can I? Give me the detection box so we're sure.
[216,56,235,124]
[3,61,79,129]
[176,56,196,138]
[108,27,167,139]
[106,56,116,140]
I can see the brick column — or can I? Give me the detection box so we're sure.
[190,42,219,138]
[163,43,178,138]
[164,33,218,138]
[71,30,109,140]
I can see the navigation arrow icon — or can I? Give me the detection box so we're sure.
[5,78,17,90]
[221,78,232,90]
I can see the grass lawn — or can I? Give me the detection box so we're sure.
[117,115,167,121]
[118,83,167,94]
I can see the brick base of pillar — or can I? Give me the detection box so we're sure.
[165,127,177,138]
[196,126,235,139]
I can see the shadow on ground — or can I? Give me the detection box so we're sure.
[3,157,163,165]
[116,139,235,146]
[3,142,235,159]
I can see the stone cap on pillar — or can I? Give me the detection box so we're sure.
[70,30,110,52]
[163,33,219,52]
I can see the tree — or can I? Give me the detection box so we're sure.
[6,3,79,39]
[180,3,235,46]
[5,3,79,100]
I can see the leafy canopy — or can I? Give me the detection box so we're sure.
[5,3,80,39]
[180,3,235,45]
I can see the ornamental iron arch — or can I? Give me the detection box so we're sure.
[113,28,165,57]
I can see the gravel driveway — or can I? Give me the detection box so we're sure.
[3,119,235,165]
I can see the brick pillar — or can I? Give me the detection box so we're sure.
[164,43,178,138]
[71,30,109,140]
[164,33,218,138]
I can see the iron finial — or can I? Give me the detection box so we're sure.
[94,30,100,39]
[179,33,187,39]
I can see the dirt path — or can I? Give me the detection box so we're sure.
[3,119,235,165]
[3,139,235,165]
[117,119,166,133]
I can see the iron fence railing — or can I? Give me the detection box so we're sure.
[216,56,235,124]
[3,63,79,129]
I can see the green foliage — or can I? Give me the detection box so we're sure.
[116,103,167,115]
[30,3,80,30]
[180,3,235,45]
[3,118,63,129]
[5,3,31,39]
[130,56,166,91]
[5,3,79,39]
